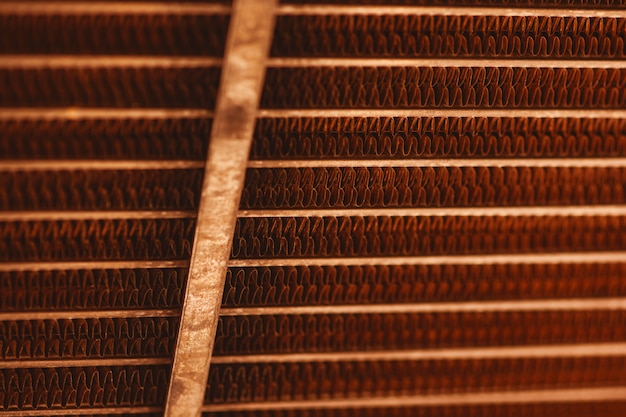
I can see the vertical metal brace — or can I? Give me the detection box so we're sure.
[164,1,277,415]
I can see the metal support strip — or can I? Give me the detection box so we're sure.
[0,357,172,369]
[0,309,181,321]
[228,251,626,267]
[277,5,626,17]
[0,407,163,416]
[247,158,626,169]
[0,108,213,119]
[0,2,230,14]
[0,260,189,272]
[268,57,626,68]
[164,1,277,416]
[211,342,626,364]
[257,108,626,118]
[238,205,626,218]
[0,160,205,171]
[0,55,222,68]
[219,297,626,317]
[0,210,196,221]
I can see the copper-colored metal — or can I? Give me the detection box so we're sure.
[0,2,231,15]
[0,55,222,68]
[0,210,196,221]
[268,57,626,68]
[202,386,626,412]
[0,109,214,119]
[228,251,626,267]
[0,407,163,416]
[277,5,626,16]
[219,297,626,316]
[0,260,188,271]
[238,205,626,218]
[164,1,277,415]
[247,158,626,168]
[0,309,180,320]
[4,0,626,414]
[0,160,205,170]
[0,357,172,369]
[211,342,626,364]
[258,109,626,118]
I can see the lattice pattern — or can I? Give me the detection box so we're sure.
[232,215,626,258]
[0,118,212,160]
[1,269,187,311]
[0,169,203,210]
[207,356,626,403]
[251,117,626,159]
[242,166,626,209]
[0,14,229,56]
[223,263,626,307]
[214,310,626,355]
[0,67,220,108]
[261,67,626,109]
[0,366,169,410]
[0,318,179,360]
[0,219,196,261]
[273,15,626,58]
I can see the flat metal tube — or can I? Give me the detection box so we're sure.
[0,260,189,272]
[0,160,205,171]
[0,357,172,369]
[258,109,626,118]
[228,251,626,267]
[0,108,213,119]
[0,210,196,221]
[268,57,626,68]
[202,386,626,412]
[238,205,626,218]
[247,158,626,168]
[0,407,164,416]
[0,309,181,321]
[0,2,230,15]
[219,297,626,316]
[277,5,626,17]
[212,342,626,364]
[0,55,222,68]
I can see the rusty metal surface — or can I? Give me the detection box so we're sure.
[204,2,626,416]
[3,0,626,415]
[0,1,229,414]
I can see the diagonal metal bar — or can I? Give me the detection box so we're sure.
[164,0,277,416]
